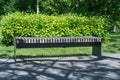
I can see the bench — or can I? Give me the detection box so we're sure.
[14,37,102,61]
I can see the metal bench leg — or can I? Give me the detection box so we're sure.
[14,48,16,62]
[14,38,17,62]
[92,46,101,56]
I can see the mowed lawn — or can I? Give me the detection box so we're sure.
[0,29,120,58]
[102,29,120,54]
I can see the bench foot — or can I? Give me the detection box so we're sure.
[92,46,101,56]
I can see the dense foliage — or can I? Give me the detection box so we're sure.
[0,0,119,45]
[1,12,110,45]
[0,0,119,16]
[0,0,15,15]
[0,0,119,26]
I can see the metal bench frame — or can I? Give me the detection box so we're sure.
[14,37,102,61]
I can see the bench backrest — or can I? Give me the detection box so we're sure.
[15,37,101,48]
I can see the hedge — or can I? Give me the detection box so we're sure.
[1,12,110,45]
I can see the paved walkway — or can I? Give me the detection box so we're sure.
[0,54,120,80]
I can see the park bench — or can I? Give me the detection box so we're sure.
[14,37,102,61]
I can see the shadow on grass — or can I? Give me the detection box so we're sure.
[15,53,91,61]
[110,32,120,42]
[103,31,120,53]
[103,50,117,53]
[0,54,8,58]
[0,49,13,58]
[14,54,120,62]
[110,37,120,42]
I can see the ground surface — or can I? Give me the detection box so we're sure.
[0,54,120,80]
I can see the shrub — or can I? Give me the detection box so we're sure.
[1,12,110,45]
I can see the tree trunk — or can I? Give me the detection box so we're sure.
[111,23,117,32]
[36,0,39,14]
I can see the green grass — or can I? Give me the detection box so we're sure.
[0,46,92,58]
[102,29,120,54]
[0,29,120,58]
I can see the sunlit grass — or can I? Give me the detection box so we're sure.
[0,46,92,58]
[16,47,92,57]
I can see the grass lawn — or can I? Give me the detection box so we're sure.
[0,46,92,58]
[0,29,120,58]
[102,29,120,54]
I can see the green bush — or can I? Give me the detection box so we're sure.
[1,12,110,45]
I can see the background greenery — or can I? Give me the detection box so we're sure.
[0,0,120,58]
[1,12,110,45]
[0,0,119,27]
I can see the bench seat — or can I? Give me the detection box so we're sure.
[14,37,102,61]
